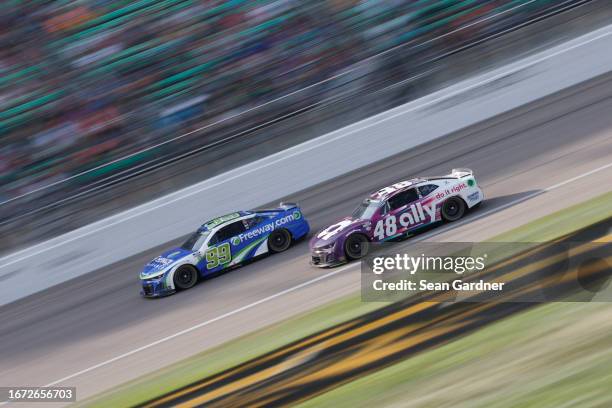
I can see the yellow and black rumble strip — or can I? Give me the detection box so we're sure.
[138,218,612,408]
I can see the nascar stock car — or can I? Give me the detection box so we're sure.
[140,203,309,297]
[310,168,483,267]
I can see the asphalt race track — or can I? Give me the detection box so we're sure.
[1,72,612,403]
[137,219,612,408]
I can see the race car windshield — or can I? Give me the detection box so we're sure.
[352,200,382,219]
[181,230,211,251]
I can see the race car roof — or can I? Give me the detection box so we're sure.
[368,178,426,200]
[199,211,251,231]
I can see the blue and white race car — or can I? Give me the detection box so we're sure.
[140,203,310,297]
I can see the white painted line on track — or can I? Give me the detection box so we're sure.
[42,265,354,387]
[1,26,610,270]
[34,160,612,390]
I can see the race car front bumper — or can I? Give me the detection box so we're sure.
[310,249,345,268]
[140,276,175,298]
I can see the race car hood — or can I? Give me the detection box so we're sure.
[142,247,193,276]
[310,217,369,249]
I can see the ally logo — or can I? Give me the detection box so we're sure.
[373,202,436,240]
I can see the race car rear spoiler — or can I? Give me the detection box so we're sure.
[278,202,299,210]
[449,168,473,178]
[254,202,300,213]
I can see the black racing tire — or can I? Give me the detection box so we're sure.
[173,265,198,290]
[344,234,370,261]
[441,197,466,222]
[268,229,292,253]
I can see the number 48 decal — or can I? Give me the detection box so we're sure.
[374,216,398,240]
[206,243,232,269]
[373,202,436,240]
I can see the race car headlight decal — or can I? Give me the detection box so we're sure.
[316,242,336,251]
[140,269,168,280]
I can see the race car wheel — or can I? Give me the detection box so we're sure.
[173,265,198,290]
[442,197,466,222]
[268,229,292,253]
[345,234,370,260]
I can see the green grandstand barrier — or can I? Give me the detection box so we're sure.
[0,90,64,121]
[50,0,193,48]
[148,78,199,100]
[73,149,157,183]
[0,65,41,87]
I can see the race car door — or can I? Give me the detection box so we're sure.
[375,188,427,240]
[201,220,246,274]
[417,183,442,222]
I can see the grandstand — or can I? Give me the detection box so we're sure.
[0,0,565,206]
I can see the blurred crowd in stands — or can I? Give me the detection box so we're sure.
[0,0,561,205]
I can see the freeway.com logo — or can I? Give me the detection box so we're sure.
[232,211,302,245]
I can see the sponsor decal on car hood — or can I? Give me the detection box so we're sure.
[142,247,193,276]
[310,217,367,248]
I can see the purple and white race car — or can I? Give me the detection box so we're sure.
[309,168,483,267]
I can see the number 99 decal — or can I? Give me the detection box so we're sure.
[206,243,232,269]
